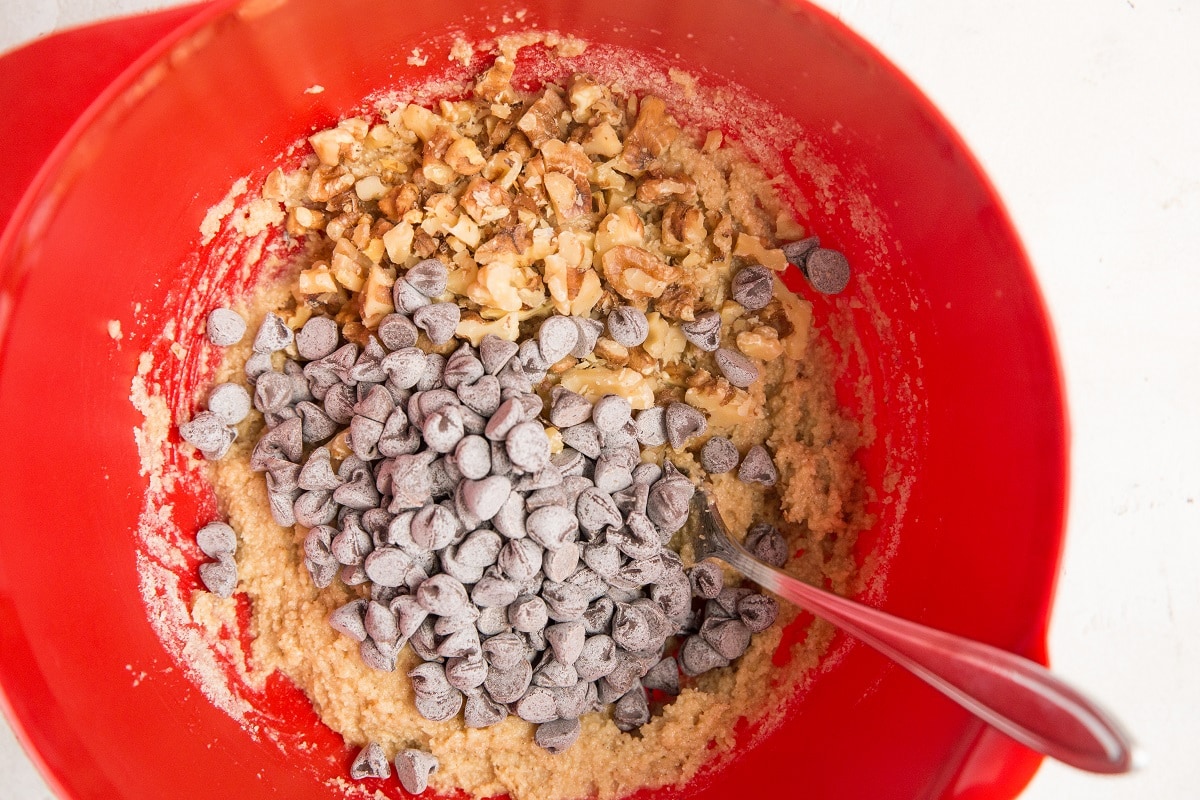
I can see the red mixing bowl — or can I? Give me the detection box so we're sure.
[0,1,1067,798]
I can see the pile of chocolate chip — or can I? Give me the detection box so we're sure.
[181,256,820,759]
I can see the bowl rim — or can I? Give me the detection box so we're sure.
[0,1,1070,797]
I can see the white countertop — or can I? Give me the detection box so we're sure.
[2,1,1197,798]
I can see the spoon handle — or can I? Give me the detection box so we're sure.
[713,534,1139,774]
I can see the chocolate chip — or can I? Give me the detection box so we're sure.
[713,586,754,617]
[738,593,779,632]
[328,600,368,642]
[543,542,580,583]
[526,505,579,551]
[392,277,431,314]
[569,316,603,358]
[680,311,721,352]
[422,406,466,453]
[377,313,419,351]
[679,634,730,676]
[482,631,527,670]
[537,315,579,364]
[508,594,549,633]
[464,688,508,728]
[781,236,820,268]
[476,605,510,636]
[646,470,694,535]
[407,258,449,298]
[610,512,660,560]
[381,347,426,389]
[472,575,519,608]
[350,742,391,781]
[295,401,338,444]
[483,397,522,441]
[506,421,551,471]
[512,685,558,723]
[535,717,581,754]
[549,386,593,428]
[576,488,622,534]
[394,749,438,795]
[293,489,337,527]
[641,656,680,695]
[196,521,237,558]
[650,573,692,624]
[544,620,586,665]
[700,616,752,660]
[614,687,650,732]
[180,411,235,456]
[294,316,338,360]
[206,308,246,346]
[199,553,237,597]
[714,348,759,388]
[542,581,590,622]
[744,522,788,567]
[483,658,533,703]
[574,634,617,681]
[415,688,463,722]
[363,548,412,587]
[591,395,632,433]
[479,334,520,375]
[498,538,542,582]
[206,383,251,426]
[437,627,482,659]
[802,247,851,294]
[491,491,527,540]
[533,655,578,689]
[253,313,294,354]
[364,600,400,645]
[611,602,656,652]
[580,596,614,635]
[445,655,488,691]
[359,636,400,671]
[625,409,664,450]
[457,374,501,417]
[737,445,778,486]
[664,402,707,450]
[606,306,649,347]
[417,574,472,618]
[593,456,634,495]
[560,422,602,459]
[457,529,503,567]
[689,558,725,599]
[699,436,739,474]
[443,345,483,389]
[412,302,460,345]
[730,264,774,310]
[408,617,440,661]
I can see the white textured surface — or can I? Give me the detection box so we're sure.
[1,1,1197,798]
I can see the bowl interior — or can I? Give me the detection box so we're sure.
[0,1,1066,798]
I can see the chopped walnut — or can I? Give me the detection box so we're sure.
[592,338,629,366]
[617,96,679,176]
[474,55,517,103]
[307,166,355,203]
[600,245,682,302]
[475,224,532,266]
[657,279,701,322]
[444,136,487,175]
[516,88,568,148]
[661,202,706,252]
[378,183,420,222]
[635,174,697,205]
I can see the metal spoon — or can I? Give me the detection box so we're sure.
[691,489,1140,774]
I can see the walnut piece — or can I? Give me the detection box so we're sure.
[517,88,568,148]
[617,96,679,176]
[600,245,682,302]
